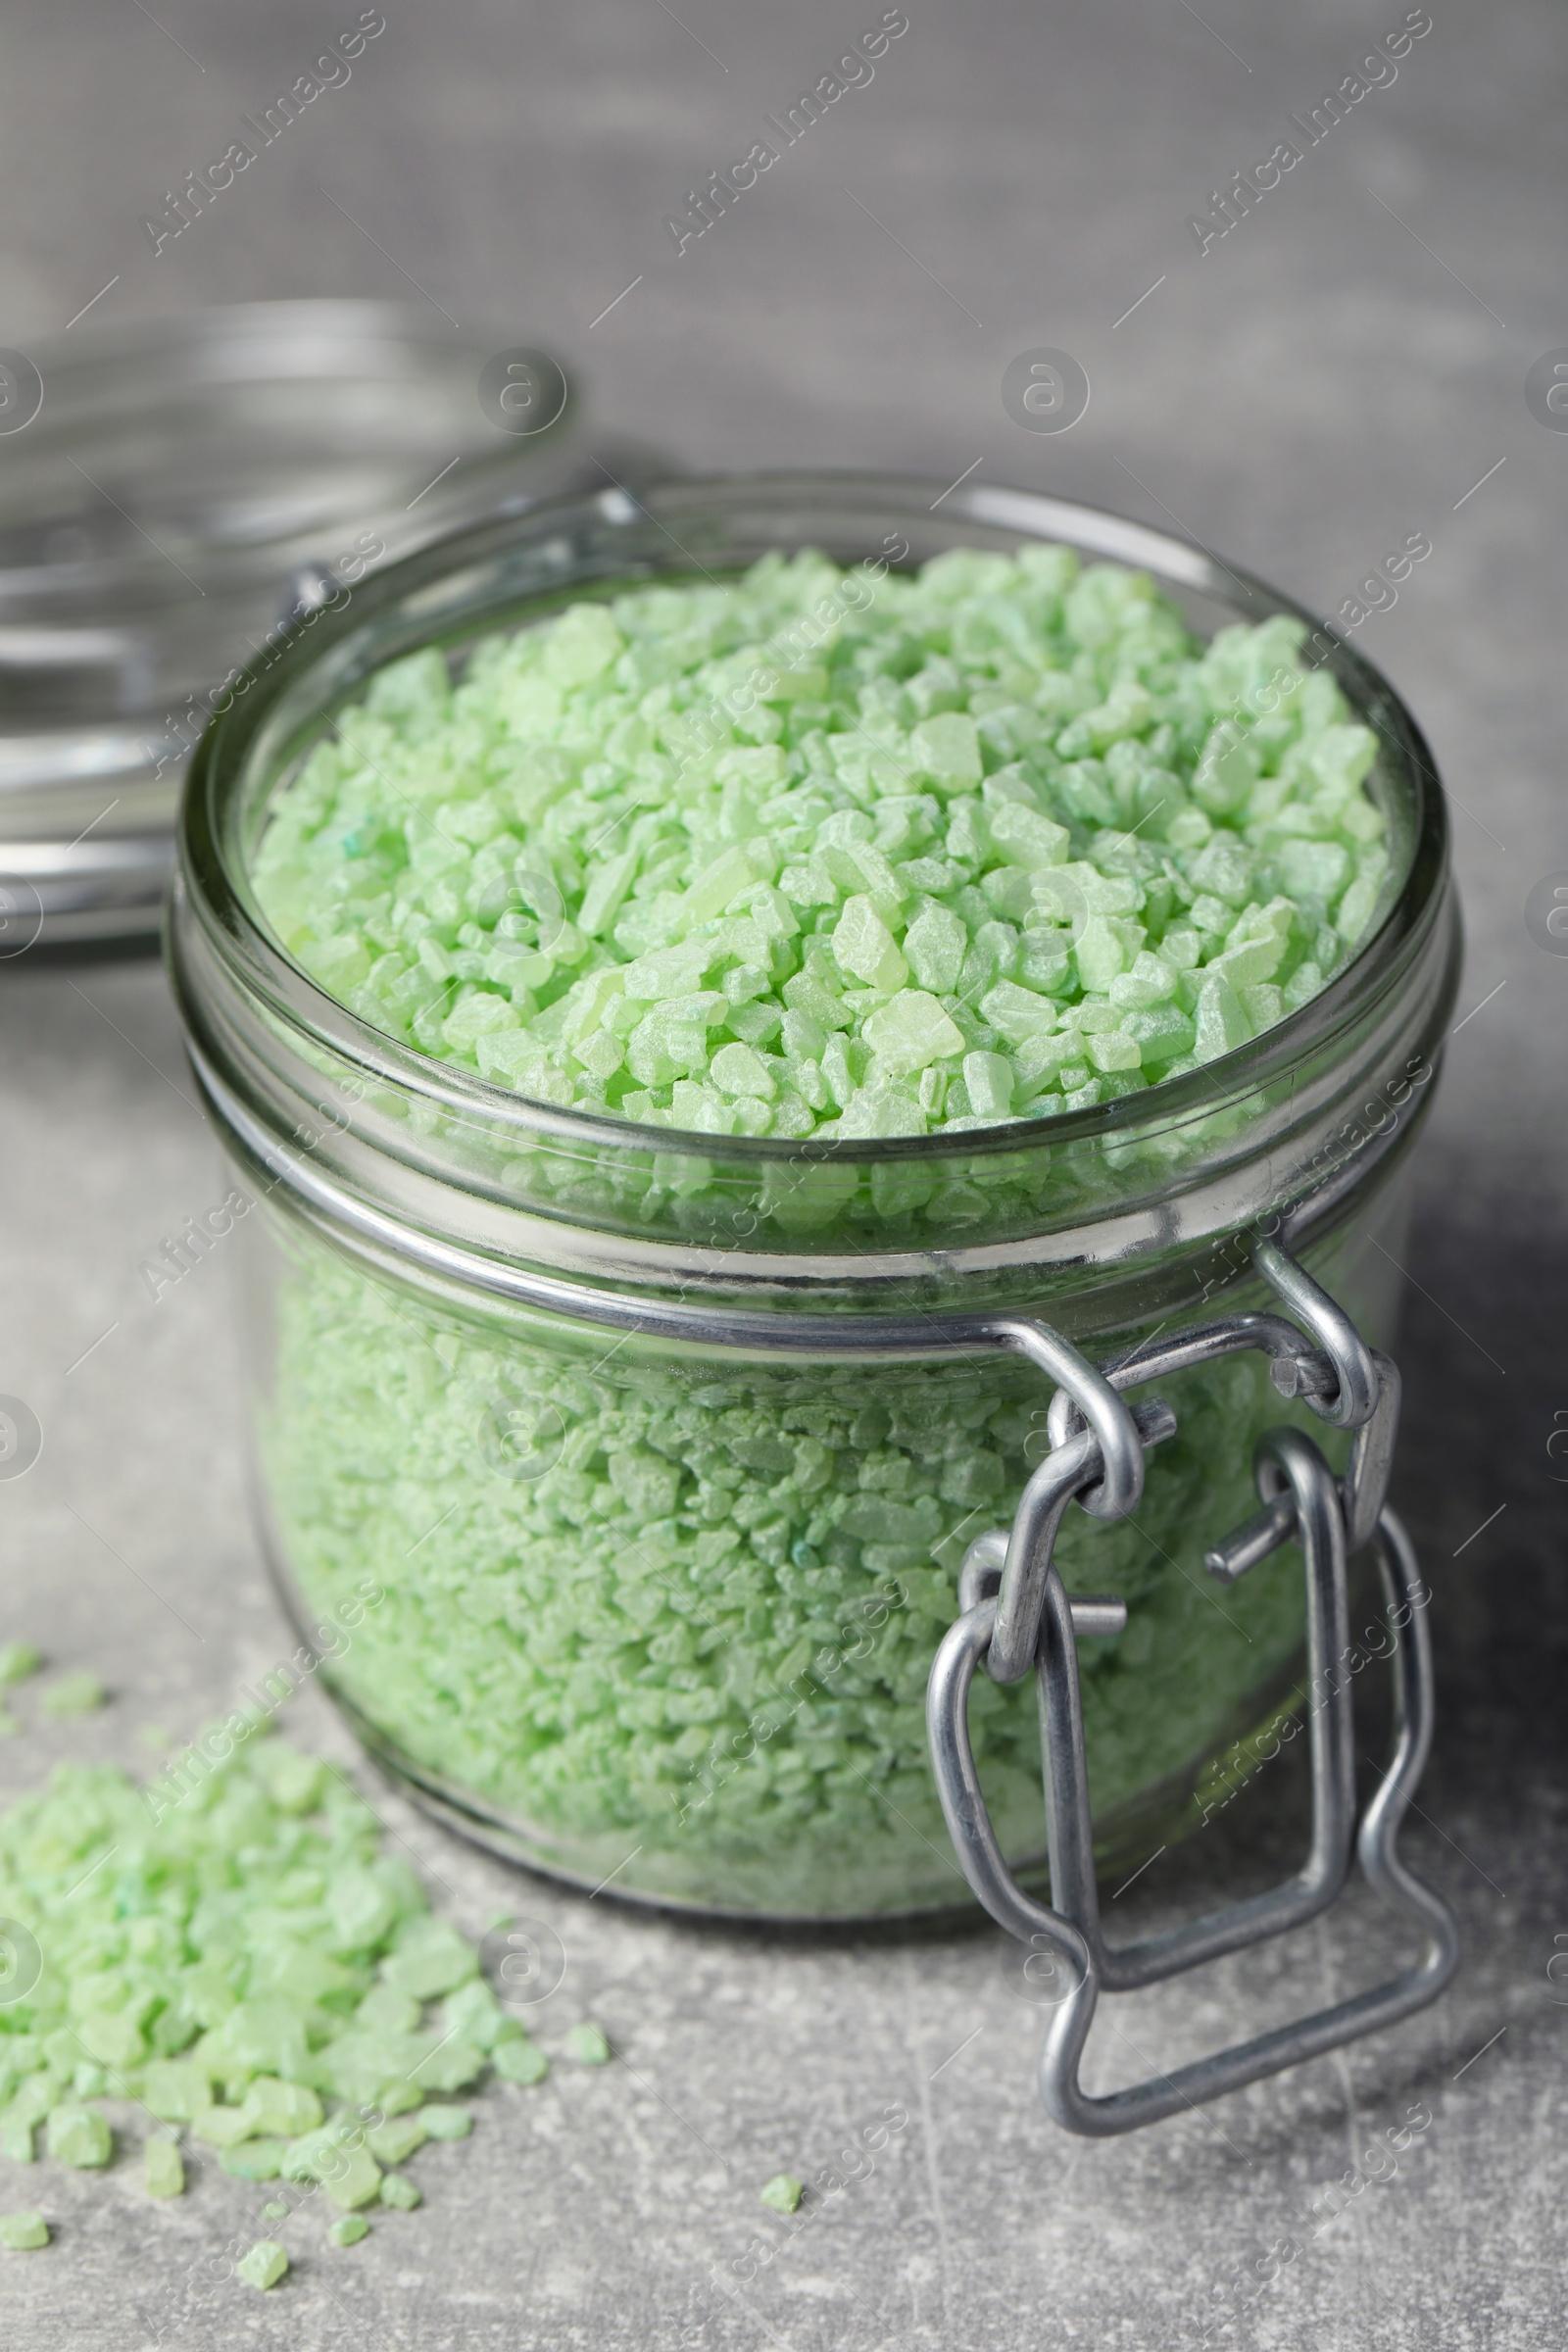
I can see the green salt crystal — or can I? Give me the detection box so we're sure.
[380,1917,477,2000]
[831,897,906,992]
[46,2104,111,2168]
[377,2076,427,2116]
[8,2080,54,2130]
[142,2061,212,2124]
[329,2213,369,2245]
[0,2209,48,2249]
[440,1978,506,2051]
[862,992,964,1076]
[283,2124,383,2211]
[356,1983,422,2035]
[221,2139,288,2180]
[144,2136,184,2197]
[241,2078,322,2138]
[491,2037,548,2086]
[325,2147,384,2213]
[0,1644,40,1687]
[760,2174,803,2214]
[366,2116,425,2167]
[564,2023,611,2067]
[417,2105,472,2140]
[2,2120,33,2164]
[264,2200,290,2221]
[379,2172,421,2210]
[1192,973,1250,1063]
[204,1996,308,2081]
[190,2105,255,2149]
[410,2037,486,2094]
[236,2238,289,2290]
[41,1674,104,1717]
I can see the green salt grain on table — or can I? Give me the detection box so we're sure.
[760,2174,803,2215]
[0,2209,49,2249]
[380,1916,478,2000]
[254,549,1387,1149]
[366,2115,425,2167]
[329,2213,369,2245]
[280,2123,383,2211]
[45,2105,111,2168]
[236,2238,289,2290]
[41,1673,105,1717]
[564,2024,611,2066]
[491,2037,549,2086]
[143,2063,212,2125]
[0,1730,497,2211]
[417,2105,473,2140]
[191,2105,256,2149]
[264,2199,290,2222]
[144,2135,184,2197]
[0,1644,42,1687]
[241,2079,323,2138]
[221,2138,288,2180]
[379,2172,421,2210]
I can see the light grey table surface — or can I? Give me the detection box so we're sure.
[1,2,1564,2344]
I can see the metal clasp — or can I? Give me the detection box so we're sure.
[925,1244,1458,2136]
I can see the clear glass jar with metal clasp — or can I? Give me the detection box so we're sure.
[167,474,1459,1922]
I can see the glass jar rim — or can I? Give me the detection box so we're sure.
[176,468,1451,1177]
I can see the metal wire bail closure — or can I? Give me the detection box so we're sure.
[925,1248,1458,2136]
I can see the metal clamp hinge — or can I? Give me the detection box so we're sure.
[925,1242,1458,2136]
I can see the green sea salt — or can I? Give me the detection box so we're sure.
[0,1645,41,1688]
[242,2078,323,2138]
[0,2209,49,2249]
[564,2023,611,2067]
[236,2237,288,2289]
[265,1221,1368,1914]
[46,2104,111,2168]
[329,2212,369,2244]
[190,2105,255,2148]
[418,2104,473,2139]
[366,2115,426,2166]
[41,1674,105,1718]
[0,1727,560,2216]
[144,2134,184,2197]
[760,2173,803,2214]
[491,2036,549,2086]
[255,548,1387,1151]
[221,2138,288,2180]
[379,2171,421,2209]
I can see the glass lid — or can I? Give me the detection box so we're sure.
[0,299,661,947]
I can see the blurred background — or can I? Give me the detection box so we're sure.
[0,2,1563,2344]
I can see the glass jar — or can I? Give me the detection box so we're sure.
[168,473,1459,1921]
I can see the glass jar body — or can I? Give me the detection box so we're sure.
[225,1162,1409,1919]
[171,472,1459,1921]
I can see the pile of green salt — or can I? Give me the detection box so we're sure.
[0,1728,607,2242]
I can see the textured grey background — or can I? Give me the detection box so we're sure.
[0,1,1564,2344]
